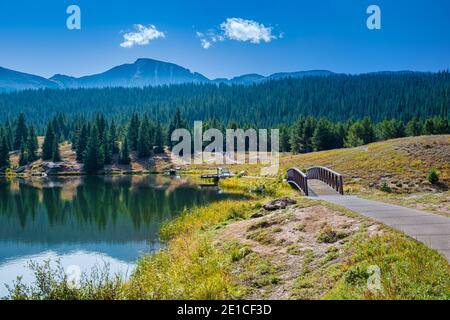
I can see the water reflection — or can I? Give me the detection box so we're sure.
[0,175,244,295]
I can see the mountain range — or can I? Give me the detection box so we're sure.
[0,58,335,91]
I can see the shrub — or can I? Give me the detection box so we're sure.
[427,168,440,185]
[252,183,278,196]
[5,260,124,300]
[380,181,392,193]
[317,224,347,244]
[287,244,301,255]
[230,247,252,262]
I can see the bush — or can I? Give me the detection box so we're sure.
[5,260,124,300]
[380,181,392,193]
[317,224,347,244]
[427,168,440,185]
[251,182,278,196]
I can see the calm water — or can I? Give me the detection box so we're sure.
[0,175,242,296]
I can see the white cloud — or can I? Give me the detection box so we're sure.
[120,24,165,48]
[220,18,276,43]
[196,18,279,49]
[200,38,211,49]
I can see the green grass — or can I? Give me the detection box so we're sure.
[125,199,262,300]
[326,233,450,300]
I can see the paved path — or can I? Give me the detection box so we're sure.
[308,181,450,261]
[317,195,450,260]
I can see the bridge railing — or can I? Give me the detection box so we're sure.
[286,168,309,196]
[307,167,344,195]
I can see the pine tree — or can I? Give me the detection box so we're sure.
[71,125,80,151]
[4,120,13,151]
[27,124,39,162]
[76,124,88,162]
[432,117,448,134]
[0,135,10,169]
[345,122,365,147]
[154,121,164,154]
[119,138,131,165]
[96,114,107,142]
[83,126,104,174]
[279,125,291,152]
[137,115,152,158]
[167,109,186,150]
[13,113,28,151]
[377,119,405,140]
[360,117,376,144]
[52,139,61,162]
[299,117,317,153]
[332,123,346,149]
[19,147,29,166]
[109,120,120,154]
[290,117,305,154]
[42,123,56,161]
[423,118,435,135]
[312,118,334,151]
[128,113,140,151]
[346,117,376,147]
[103,130,112,165]
[52,117,61,143]
[405,117,423,136]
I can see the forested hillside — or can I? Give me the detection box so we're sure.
[1,109,448,174]
[0,72,448,129]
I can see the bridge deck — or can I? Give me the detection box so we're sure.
[307,180,340,197]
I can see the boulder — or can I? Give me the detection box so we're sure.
[42,162,81,174]
[15,166,27,173]
[42,162,63,174]
[237,170,248,177]
[263,197,297,211]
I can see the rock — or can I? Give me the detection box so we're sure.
[237,170,247,177]
[250,212,264,219]
[42,162,81,174]
[263,197,297,211]
[15,166,27,173]
[42,162,62,170]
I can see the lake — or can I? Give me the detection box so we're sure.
[0,175,243,297]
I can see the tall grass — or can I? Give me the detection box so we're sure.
[325,234,450,300]
[125,199,260,299]
[5,260,124,300]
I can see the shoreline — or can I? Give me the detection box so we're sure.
[0,170,167,178]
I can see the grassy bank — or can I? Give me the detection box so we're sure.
[125,199,260,299]
[6,178,449,300]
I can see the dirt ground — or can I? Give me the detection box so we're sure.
[215,200,384,299]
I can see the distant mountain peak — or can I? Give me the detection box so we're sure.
[1,58,338,91]
[0,66,59,92]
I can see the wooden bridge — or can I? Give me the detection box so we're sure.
[286,166,344,196]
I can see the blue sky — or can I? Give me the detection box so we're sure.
[0,0,449,79]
